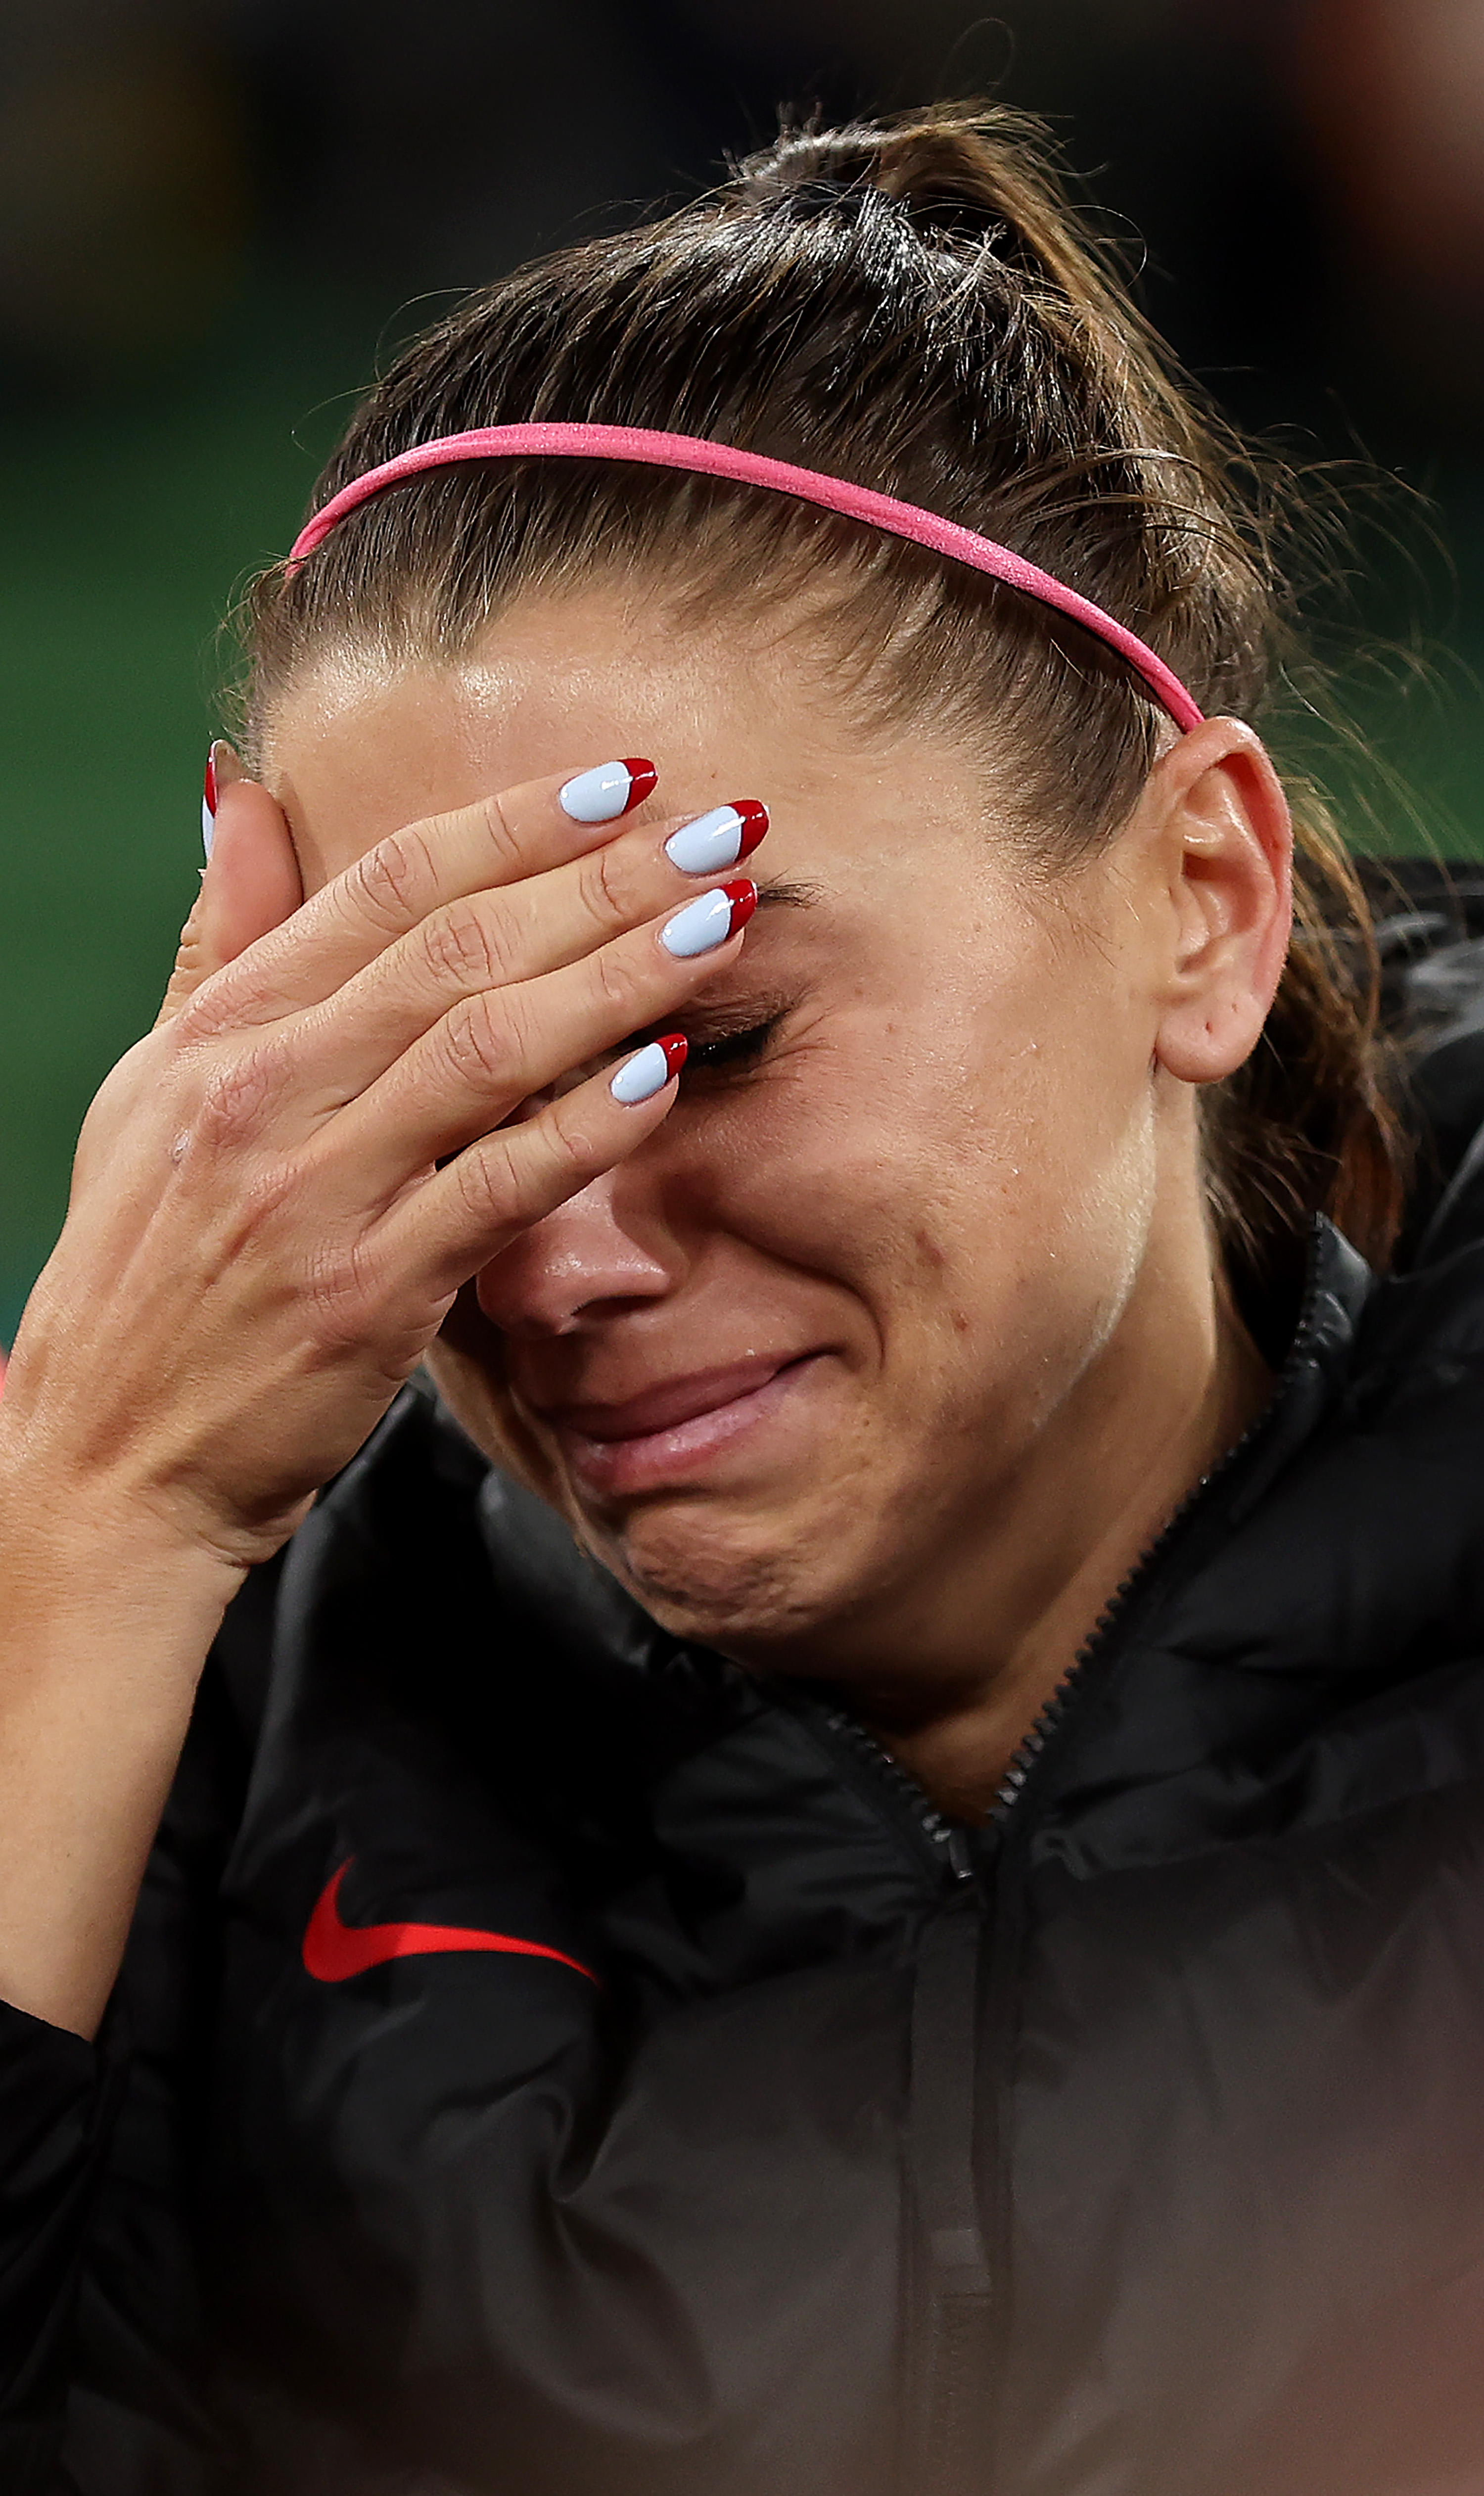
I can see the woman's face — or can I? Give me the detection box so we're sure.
[264,583,1258,1682]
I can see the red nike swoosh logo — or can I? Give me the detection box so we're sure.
[302,1860,598,1985]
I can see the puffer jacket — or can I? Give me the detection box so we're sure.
[4,883,1484,2496]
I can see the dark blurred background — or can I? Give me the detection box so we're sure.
[4,0,1484,1340]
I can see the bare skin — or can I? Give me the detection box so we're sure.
[0,579,1290,2034]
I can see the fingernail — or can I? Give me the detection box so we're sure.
[659,880,757,958]
[559,757,658,824]
[201,739,241,861]
[663,801,769,875]
[202,743,219,859]
[610,1033,688,1104]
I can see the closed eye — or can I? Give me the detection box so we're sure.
[684,1010,789,1077]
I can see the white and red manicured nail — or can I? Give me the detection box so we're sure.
[659,880,758,958]
[559,758,659,824]
[663,801,768,874]
[202,744,219,859]
[609,1032,688,1103]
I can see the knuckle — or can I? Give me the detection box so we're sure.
[156,929,207,1027]
[594,939,649,1022]
[235,1147,302,1227]
[477,792,523,878]
[581,839,638,929]
[421,901,507,992]
[349,830,435,931]
[439,991,521,1090]
[194,1041,286,1150]
[541,1101,600,1185]
[301,1232,381,1342]
[174,958,283,1044]
[451,1133,517,1225]
[173,978,239,1048]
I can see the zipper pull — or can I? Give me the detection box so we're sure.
[942,1826,976,1882]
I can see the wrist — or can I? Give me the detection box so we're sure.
[0,1324,312,1586]
[0,1445,249,1627]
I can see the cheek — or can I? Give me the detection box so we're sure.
[940,985,1162,1396]
[968,923,1159,1164]
[682,1018,1059,1328]
[683,1067,901,1289]
[771,975,1161,1390]
[684,1052,1150,1508]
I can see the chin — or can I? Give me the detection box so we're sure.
[427,1328,887,1658]
[577,1497,847,1658]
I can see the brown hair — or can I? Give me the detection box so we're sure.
[246,103,1405,1285]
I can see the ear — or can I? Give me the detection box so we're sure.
[1142,717,1293,1086]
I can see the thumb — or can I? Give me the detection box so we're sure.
[156,746,303,1027]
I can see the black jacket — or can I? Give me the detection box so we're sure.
[7,905,1484,2496]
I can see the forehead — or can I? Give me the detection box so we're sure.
[258,584,1001,896]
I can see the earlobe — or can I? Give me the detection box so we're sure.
[1149,719,1293,1088]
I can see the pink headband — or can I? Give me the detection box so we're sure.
[287,421,1204,734]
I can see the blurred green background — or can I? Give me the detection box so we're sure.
[4,0,1484,1343]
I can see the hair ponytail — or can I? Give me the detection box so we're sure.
[248,102,1407,1278]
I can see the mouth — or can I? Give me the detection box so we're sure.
[532,1354,825,1497]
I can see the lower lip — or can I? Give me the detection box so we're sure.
[556,1357,822,1497]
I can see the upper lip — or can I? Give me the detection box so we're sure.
[526,1356,804,1443]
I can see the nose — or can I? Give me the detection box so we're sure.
[474,1168,679,1337]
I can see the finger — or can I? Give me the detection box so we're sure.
[375,1035,689,1303]
[186,755,662,1032]
[318,885,754,1209]
[265,800,769,1116]
[155,773,303,1029]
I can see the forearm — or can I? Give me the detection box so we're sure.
[0,1480,241,2040]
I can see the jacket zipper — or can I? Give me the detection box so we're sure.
[801,1703,986,2494]
[811,1702,978,1886]
[819,1240,1333,2493]
[959,1240,1337,2495]
[785,1693,987,2494]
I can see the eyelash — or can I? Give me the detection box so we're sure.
[682,1011,788,1078]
